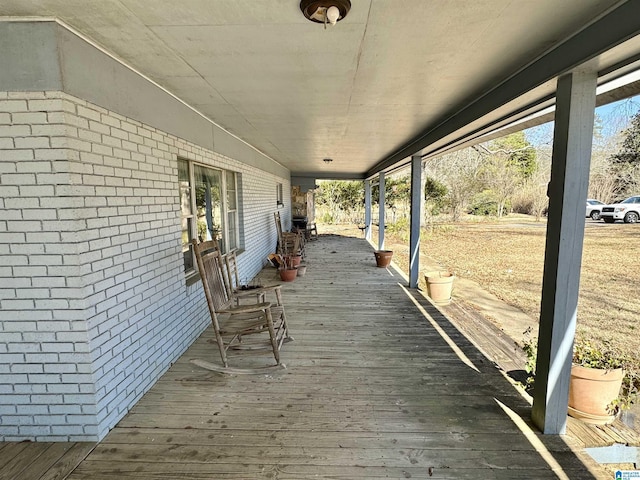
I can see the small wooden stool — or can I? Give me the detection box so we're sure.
[307,222,318,240]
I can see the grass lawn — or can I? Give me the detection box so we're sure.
[381,214,639,363]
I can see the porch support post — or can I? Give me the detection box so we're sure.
[378,172,385,250]
[409,155,422,288]
[531,69,597,434]
[364,179,372,241]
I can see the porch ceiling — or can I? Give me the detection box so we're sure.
[2,1,640,178]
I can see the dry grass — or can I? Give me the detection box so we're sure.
[383,215,640,361]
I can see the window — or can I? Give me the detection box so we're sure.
[276,183,283,207]
[178,159,240,276]
[178,160,195,272]
[226,170,238,251]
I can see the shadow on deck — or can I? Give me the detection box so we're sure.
[1,233,609,479]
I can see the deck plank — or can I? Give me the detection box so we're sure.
[82,233,605,478]
[0,442,50,480]
[4,233,612,479]
[15,442,93,480]
[37,443,96,480]
[0,442,95,480]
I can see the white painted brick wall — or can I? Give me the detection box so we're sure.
[0,92,97,441]
[0,91,290,441]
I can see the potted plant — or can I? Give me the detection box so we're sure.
[568,339,639,424]
[521,330,639,425]
[280,255,298,282]
[278,235,300,282]
[285,253,302,268]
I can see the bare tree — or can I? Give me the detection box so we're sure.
[465,132,537,218]
[589,169,620,204]
[477,154,522,218]
[527,161,552,220]
[590,102,640,201]
[425,149,483,221]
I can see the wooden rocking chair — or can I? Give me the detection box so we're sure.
[274,211,305,259]
[190,239,290,373]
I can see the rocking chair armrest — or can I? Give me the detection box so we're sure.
[219,302,272,315]
[234,285,282,298]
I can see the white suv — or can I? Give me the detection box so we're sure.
[600,195,640,223]
[586,199,605,220]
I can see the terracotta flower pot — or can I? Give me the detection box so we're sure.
[279,268,297,282]
[374,250,393,268]
[568,365,624,424]
[284,254,302,267]
[424,271,455,305]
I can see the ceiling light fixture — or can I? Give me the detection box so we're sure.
[323,158,333,163]
[300,0,351,28]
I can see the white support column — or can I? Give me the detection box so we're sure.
[409,155,422,288]
[531,70,597,434]
[378,172,385,250]
[364,179,372,241]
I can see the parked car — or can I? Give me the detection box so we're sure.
[586,199,605,220]
[600,195,640,223]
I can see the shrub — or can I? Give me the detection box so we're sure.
[318,212,335,224]
[424,177,448,216]
[469,191,510,216]
[511,197,534,214]
[386,218,410,242]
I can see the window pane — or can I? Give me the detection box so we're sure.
[182,217,194,272]
[227,211,238,251]
[194,165,224,248]
[178,160,192,216]
[178,158,189,180]
[226,171,237,210]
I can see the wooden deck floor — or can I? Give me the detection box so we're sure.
[2,233,610,479]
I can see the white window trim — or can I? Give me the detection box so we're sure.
[179,158,240,280]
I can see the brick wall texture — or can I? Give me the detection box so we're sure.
[0,91,290,441]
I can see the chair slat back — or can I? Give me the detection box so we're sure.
[224,251,241,292]
[192,239,232,317]
[274,211,285,247]
[274,212,303,257]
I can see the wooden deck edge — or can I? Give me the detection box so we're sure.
[421,292,640,456]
